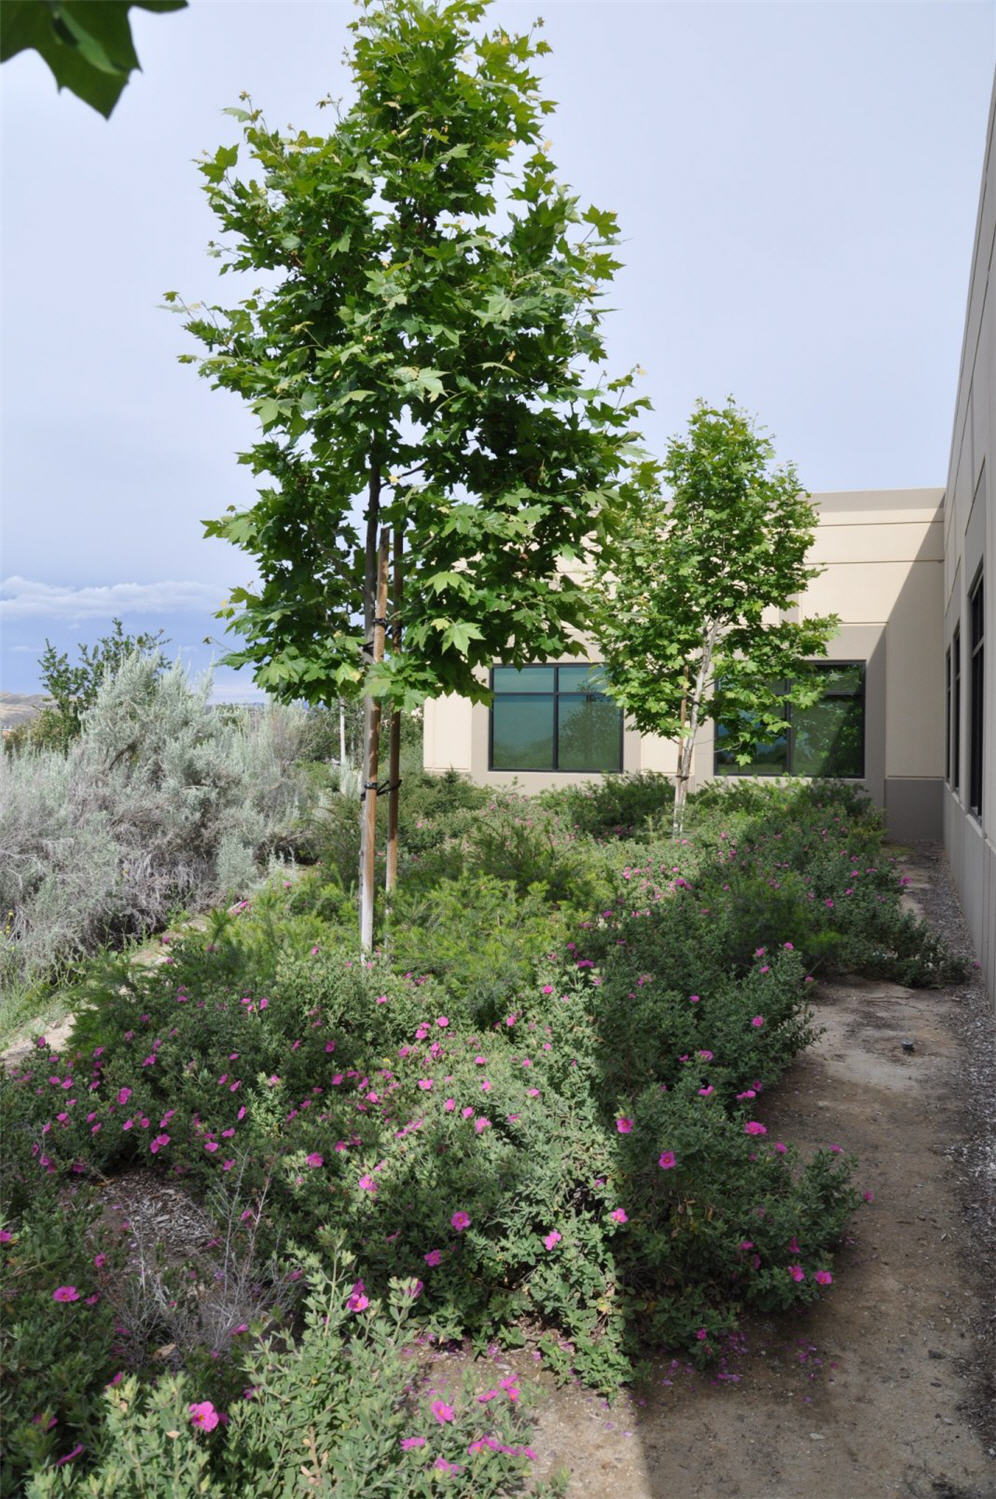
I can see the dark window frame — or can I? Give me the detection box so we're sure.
[945,645,952,783]
[969,570,984,817]
[714,661,866,779]
[488,662,624,774]
[952,623,962,794]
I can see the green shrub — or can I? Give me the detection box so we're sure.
[0,657,315,997]
[14,1247,558,1499]
[540,773,674,840]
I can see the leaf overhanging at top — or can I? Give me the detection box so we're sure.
[1,1,187,118]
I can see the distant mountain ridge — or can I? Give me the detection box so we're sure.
[0,693,51,731]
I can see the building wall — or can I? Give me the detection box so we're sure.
[943,78,996,1004]
[422,486,946,839]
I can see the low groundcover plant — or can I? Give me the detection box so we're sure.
[0,779,961,1492]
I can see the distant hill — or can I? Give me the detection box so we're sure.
[0,693,51,731]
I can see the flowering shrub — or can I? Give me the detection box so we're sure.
[2,777,961,1491]
[18,1250,556,1498]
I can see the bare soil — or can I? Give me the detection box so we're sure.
[419,845,996,1499]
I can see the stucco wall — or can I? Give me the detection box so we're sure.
[943,76,996,1005]
[422,486,946,840]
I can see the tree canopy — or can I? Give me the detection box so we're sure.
[594,399,838,832]
[174,0,646,715]
[1,1,186,118]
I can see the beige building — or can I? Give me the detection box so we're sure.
[423,74,996,999]
[422,486,946,841]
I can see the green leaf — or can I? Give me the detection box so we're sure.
[1,0,187,118]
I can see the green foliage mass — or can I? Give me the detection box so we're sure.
[1,776,966,1493]
[7,620,169,753]
[0,654,314,1002]
[594,399,839,831]
[175,0,647,711]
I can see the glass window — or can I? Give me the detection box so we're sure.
[969,573,984,816]
[490,663,622,772]
[945,647,952,784]
[715,663,865,779]
[952,625,961,793]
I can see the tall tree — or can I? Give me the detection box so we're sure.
[173,0,645,943]
[594,399,838,835]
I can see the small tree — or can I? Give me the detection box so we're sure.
[25,618,169,750]
[173,0,644,945]
[594,399,838,835]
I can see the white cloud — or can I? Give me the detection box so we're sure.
[0,577,227,620]
[208,675,269,706]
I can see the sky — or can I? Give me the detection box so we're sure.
[2,0,994,699]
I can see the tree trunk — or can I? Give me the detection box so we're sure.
[385,524,403,898]
[358,462,384,951]
[672,623,719,838]
[338,700,347,768]
[359,530,390,951]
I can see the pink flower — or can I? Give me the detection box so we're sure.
[53,1285,80,1302]
[450,1210,470,1232]
[863,1190,875,1202]
[814,1269,833,1286]
[609,1208,628,1224]
[358,1174,377,1191]
[150,1133,170,1154]
[400,1435,426,1450]
[189,1401,220,1432]
[431,1400,455,1423]
[443,1098,456,1112]
[346,1281,370,1312]
[116,1087,131,1105]
[0,1230,13,1244]
[744,1121,767,1136]
[543,1230,562,1250]
[424,1248,442,1267]
[616,1117,634,1134]
[436,1016,449,1028]
[751,1015,765,1028]
[658,1150,677,1170]
[418,1079,433,1091]
[787,1264,805,1283]
[698,1086,714,1097]
[306,1153,323,1168]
